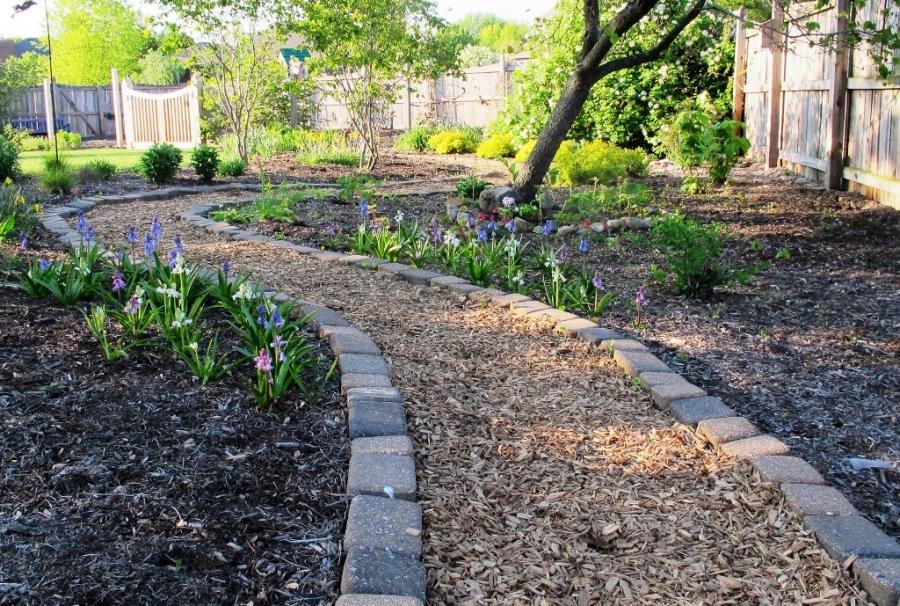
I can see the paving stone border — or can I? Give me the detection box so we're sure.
[42,186,900,606]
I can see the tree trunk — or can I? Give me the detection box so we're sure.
[513,71,595,202]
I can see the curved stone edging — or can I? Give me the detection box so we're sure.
[40,186,428,606]
[42,185,900,606]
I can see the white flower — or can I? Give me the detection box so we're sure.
[394,211,404,223]
[189,342,199,352]
[501,196,516,208]
[172,254,186,275]
[232,282,254,301]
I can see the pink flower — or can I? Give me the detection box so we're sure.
[255,348,273,373]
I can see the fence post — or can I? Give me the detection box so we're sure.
[824,0,850,189]
[111,69,124,147]
[405,79,412,129]
[765,1,784,168]
[189,78,202,147]
[731,7,747,130]
[42,77,55,143]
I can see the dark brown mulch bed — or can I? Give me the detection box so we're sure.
[243,163,898,538]
[0,284,348,605]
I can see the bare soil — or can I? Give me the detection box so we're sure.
[0,272,347,604]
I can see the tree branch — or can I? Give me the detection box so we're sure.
[593,0,707,79]
[581,0,600,59]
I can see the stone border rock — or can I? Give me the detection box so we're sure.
[42,185,900,606]
[40,185,426,606]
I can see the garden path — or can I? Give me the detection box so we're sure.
[82,193,870,605]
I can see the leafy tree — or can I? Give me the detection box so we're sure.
[51,0,151,85]
[459,45,500,67]
[133,49,187,85]
[0,52,49,115]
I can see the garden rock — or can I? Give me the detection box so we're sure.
[340,548,426,602]
[478,186,515,214]
[624,216,651,230]
[556,225,578,237]
[539,191,558,211]
[606,218,626,231]
[445,197,466,219]
[344,495,422,557]
[513,217,533,232]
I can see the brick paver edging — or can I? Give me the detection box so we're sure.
[41,186,900,606]
[40,185,427,606]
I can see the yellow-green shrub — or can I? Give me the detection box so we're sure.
[514,140,536,162]
[427,129,480,154]
[555,140,648,186]
[476,133,516,159]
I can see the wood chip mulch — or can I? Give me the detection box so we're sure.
[77,194,875,605]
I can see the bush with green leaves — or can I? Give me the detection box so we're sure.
[554,141,648,186]
[138,143,183,185]
[218,158,246,177]
[662,110,750,184]
[427,128,481,154]
[81,159,117,181]
[476,133,516,159]
[41,159,77,194]
[0,181,39,241]
[555,180,651,224]
[191,145,219,183]
[394,125,442,152]
[0,135,21,181]
[650,212,729,298]
[455,175,490,200]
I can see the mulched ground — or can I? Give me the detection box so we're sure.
[0,273,348,605]
[79,195,874,605]
[246,163,899,540]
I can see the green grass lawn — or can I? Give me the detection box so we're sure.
[19,148,191,176]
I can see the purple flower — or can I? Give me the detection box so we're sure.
[592,271,604,290]
[359,200,369,219]
[636,286,648,307]
[76,213,87,235]
[467,212,476,229]
[167,249,179,269]
[542,220,554,236]
[144,233,156,256]
[557,245,568,261]
[579,237,589,253]
[125,294,141,315]
[174,235,184,255]
[40,258,51,271]
[271,308,284,328]
[84,226,95,243]
[325,222,337,237]
[256,304,267,326]
[254,348,273,373]
[18,231,27,250]
[111,271,126,292]
[126,226,138,244]
[429,224,442,244]
[222,260,231,278]
[506,219,517,234]
[270,335,286,362]
[476,227,488,242]
[150,217,162,241]
[501,196,516,208]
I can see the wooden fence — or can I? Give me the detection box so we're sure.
[312,54,529,130]
[1,71,200,148]
[733,0,899,207]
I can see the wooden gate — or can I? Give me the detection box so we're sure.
[120,78,201,148]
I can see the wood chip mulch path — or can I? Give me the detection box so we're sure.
[81,194,874,605]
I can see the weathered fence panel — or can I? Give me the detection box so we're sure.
[735,0,900,207]
[120,79,200,148]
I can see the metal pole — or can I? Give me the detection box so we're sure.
[43,0,59,165]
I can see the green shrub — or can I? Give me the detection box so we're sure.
[0,181,39,240]
[297,150,358,166]
[514,140,536,162]
[554,140,648,186]
[651,212,728,298]
[394,125,442,152]
[138,143,183,185]
[218,158,246,177]
[41,165,77,194]
[427,128,480,154]
[42,155,71,173]
[82,159,117,181]
[663,109,749,184]
[0,135,21,181]
[19,130,82,152]
[555,180,651,224]
[476,133,516,159]
[209,183,299,224]
[455,175,490,200]
[191,145,220,183]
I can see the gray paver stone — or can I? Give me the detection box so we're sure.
[330,334,381,355]
[575,327,622,344]
[781,483,858,516]
[554,318,599,337]
[339,255,371,264]
[651,384,708,410]
[348,400,407,439]
[490,292,531,307]
[527,308,579,324]
[509,300,550,316]
[340,548,426,601]
[429,275,468,287]
[335,596,423,606]
[852,558,900,606]
[805,515,900,561]
[696,416,760,444]
[341,373,393,394]
[667,396,733,424]
[399,269,443,286]
[357,258,390,269]
[750,455,825,485]
[346,387,403,403]
[468,288,505,302]
[721,435,790,459]
[347,454,416,501]
[320,325,367,339]
[352,436,415,457]
[637,371,688,389]
[378,262,412,275]
[614,350,670,377]
[299,305,350,330]
[339,354,390,376]
[344,495,422,556]
[311,250,344,261]
[601,338,648,353]
[445,282,481,294]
